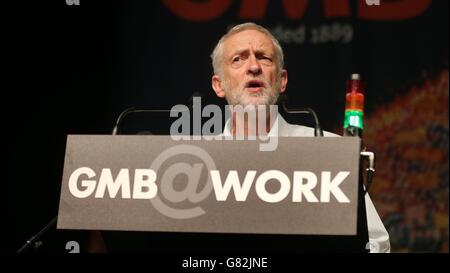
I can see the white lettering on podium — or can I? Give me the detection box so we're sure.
[292,171,319,202]
[210,170,350,203]
[95,168,131,198]
[320,171,351,203]
[68,167,96,198]
[210,170,256,201]
[68,167,157,199]
[132,169,158,199]
[255,170,290,203]
[68,167,350,203]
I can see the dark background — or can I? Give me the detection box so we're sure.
[5,0,448,253]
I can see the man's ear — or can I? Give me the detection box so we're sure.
[212,75,226,98]
[280,69,288,94]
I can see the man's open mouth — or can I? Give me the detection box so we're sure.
[245,80,265,92]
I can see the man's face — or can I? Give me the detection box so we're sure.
[212,29,287,107]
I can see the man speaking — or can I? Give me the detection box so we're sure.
[210,22,390,253]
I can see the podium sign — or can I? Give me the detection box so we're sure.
[57,135,361,235]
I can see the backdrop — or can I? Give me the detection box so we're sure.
[6,0,448,253]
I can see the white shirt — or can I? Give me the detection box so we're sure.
[223,114,391,253]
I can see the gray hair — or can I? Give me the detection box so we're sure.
[211,22,284,77]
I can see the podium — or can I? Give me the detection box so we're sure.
[57,135,369,252]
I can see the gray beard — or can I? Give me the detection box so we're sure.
[222,77,280,107]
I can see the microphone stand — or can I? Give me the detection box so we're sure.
[16,216,57,253]
[279,96,324,137]
[111,94,201,135]
[111,107,174,135]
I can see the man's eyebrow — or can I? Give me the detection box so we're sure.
[228,48,271,57]
[229,48,249,56]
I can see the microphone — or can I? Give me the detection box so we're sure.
[279,94,324,137]
[111,107,172,135]
[16,216,57,253]
[112,93,200,135]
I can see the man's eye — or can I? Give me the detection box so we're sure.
[231,56,245,68]
[232,57,241,62]
[259,56,273,65]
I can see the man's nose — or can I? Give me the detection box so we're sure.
[247,54,262,75]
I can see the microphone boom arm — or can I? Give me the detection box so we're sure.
[281,101,324,137]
